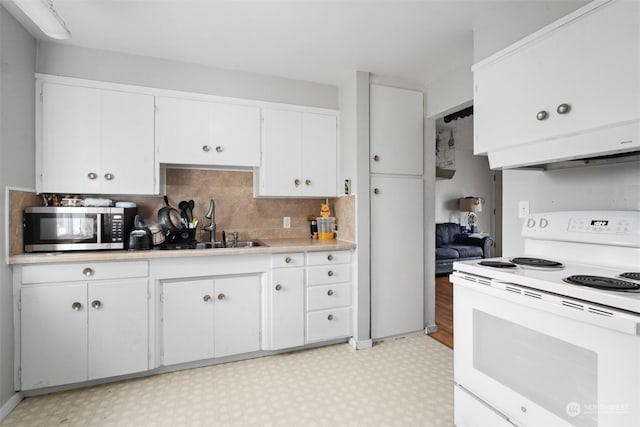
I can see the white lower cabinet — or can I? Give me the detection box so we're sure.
[20,279,149,390]
[161,275,261,366]
[305,251,352,344]
[262,259,305,350]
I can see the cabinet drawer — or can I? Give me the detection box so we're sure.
[306,250,351,266]
[307,264,350,286]
[271,253,304,268]
[307,283,351,311]
[306,308,351,343]
[21,261,149,284]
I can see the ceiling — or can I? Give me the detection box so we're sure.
[19,0,587,87]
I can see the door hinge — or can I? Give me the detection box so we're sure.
[154,104,159,113]
[40,92,43,101]
[17,298,21,312]
[160,292,164,303]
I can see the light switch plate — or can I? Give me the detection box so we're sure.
[283,216,291,229]
[518,201,530,218]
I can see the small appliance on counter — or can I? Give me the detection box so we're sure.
[127,215,153,250]
[24,206,137,252]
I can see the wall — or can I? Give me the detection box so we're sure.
[434,116,493,239]
[502,162,640,255]
[0,3,36,414]
[36,42,338,109]
[339,71,370,345]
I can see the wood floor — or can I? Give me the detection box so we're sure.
[429,276,454,348]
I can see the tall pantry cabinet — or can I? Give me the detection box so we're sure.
[369,84,424,339]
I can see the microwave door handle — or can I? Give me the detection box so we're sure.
[97,214,102,244]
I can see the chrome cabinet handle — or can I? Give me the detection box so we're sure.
[87,172,97,180]
[373,188,379,195]
[327,270,334,277]
[305,179,311,186]
[217,293,225,300]
[327,314,334,321]
[91,300,102,309]
[275,284,282,291]
[294,179,301,187]
[104,173,114,181]
[203,294,211,302]
[327,289,334,296]
[285,257,292,264]
[373,155,380,161]
[536,110,548,121]
[202,145,211,152]
[82,268,94,277]
[556,103,571,114]
[71,302,82,311]
[215,146,223,153]
[327,254,334,261]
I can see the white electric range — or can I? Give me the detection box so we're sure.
[451,210,640,427]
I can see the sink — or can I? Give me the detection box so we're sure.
[228,240,267,248]
[195,242,224,249]
[195,240,267,249]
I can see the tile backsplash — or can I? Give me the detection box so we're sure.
[10,169,355,254]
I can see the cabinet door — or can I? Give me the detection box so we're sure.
[259,109,303,196]
[474,0,640,155]
[156,97,211,163]
[214,275,261,357]
[301,113,337,197]
[157,97,260,167]
[21,283,87,389]
[210,102,261,166]
[40,83,101,194]
[264,269,304,350]
[370,175,424,339]
[88,279,149,380]
[370,85,424,175]
[162,279,214,365]
[100,91,156,194]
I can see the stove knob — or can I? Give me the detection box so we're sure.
[539,218,549,228]
[526,218,536,228]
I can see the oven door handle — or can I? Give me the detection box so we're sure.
[452,274,640,336]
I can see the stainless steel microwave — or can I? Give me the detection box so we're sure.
[23,207,136,252]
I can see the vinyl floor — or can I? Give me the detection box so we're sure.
[1,334,454,427]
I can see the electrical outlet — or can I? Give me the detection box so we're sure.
[518,201,530,218]
[283,216,291,229]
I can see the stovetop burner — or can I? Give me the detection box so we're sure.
[620,272,640,281]
[564,275,640,292]
[510,257,564,268]
[478,261,517,269]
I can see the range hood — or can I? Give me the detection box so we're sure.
[487,120,640,170]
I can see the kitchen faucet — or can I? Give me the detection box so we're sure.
[204,199,217,243]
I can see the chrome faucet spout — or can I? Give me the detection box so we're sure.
[204,199,217,242]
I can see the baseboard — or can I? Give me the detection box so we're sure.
[425,324,438,334]
[348,337,373,350]
[0,392,23,422]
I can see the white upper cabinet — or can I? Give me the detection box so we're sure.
[473,0,640,165]
[157,96,261,167]
[370,84,424,176]
[38,81,156,195]
[256,108,338,197]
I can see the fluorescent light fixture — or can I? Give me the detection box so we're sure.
[10,0,71,40]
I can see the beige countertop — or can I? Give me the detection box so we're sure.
[8,238,356,265]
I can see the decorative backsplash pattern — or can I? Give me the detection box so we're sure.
[9,169,355,255]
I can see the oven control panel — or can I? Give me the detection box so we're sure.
[522,211,640,247]
[568,217,631,234]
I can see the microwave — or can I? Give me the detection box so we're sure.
[23,207,136,252]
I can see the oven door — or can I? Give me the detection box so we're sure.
[452,272,640,427]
